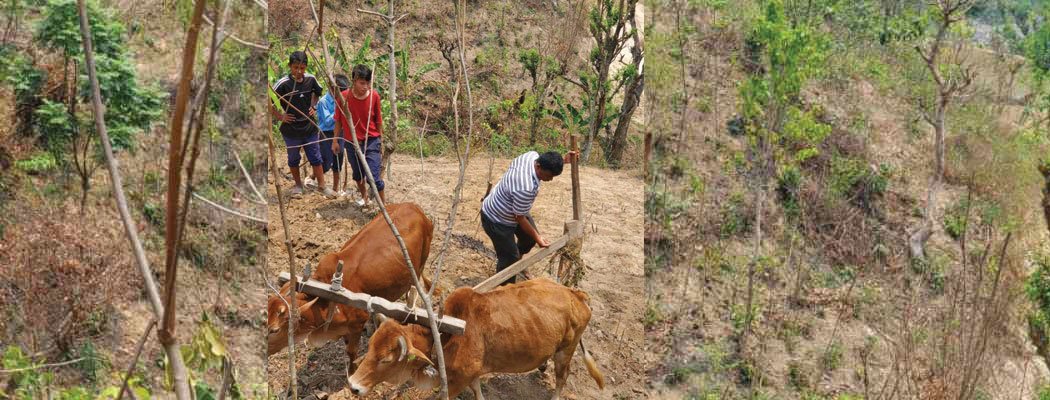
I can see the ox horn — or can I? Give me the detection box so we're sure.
[376,313,389,324]
[397,336,408,362]
[297,297,320,314]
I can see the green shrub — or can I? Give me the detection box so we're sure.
[720,192,751,238]
[942,197,1003,241]
[143,201,163,226]
[777,165,802,219]
[3,345,55,398]
[35,0,165,151]
[828,156,889,211]
[821,341,843,371]
[911,251,947,293]
[75,341,106,384]
[787,360,810,390]
[1026,252,1050,330]
[15,152,57,173]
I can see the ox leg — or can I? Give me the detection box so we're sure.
[343,325,364,373]
[444,372,472,400]
[469,378,485,400]
[550,346,575,400]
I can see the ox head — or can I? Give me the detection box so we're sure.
[347,315,434,396]
[266,284,318,334]
[265,291,319,355]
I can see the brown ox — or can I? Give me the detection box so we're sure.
[266,203,434,361]
[346,278,604,400]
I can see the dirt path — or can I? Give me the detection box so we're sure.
[266,153,645,399]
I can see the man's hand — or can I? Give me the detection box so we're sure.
[331,139,340,154]
[536,236,550,248]
[564,150,578,164]
[309,107,316,117]
[278,112,294,123]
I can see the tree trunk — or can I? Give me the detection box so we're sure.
[607,74,642,168]
[910,103,946,260]
[80,173,89,214]
[383,0,398,180]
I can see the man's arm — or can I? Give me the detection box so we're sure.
[515,214,549,248]
[374,91,383,136]
[270,102,292,122]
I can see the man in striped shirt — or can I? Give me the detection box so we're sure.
[481,150,576,285]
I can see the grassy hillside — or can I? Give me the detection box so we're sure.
[647,1,1050,398]
[0,0,269,397]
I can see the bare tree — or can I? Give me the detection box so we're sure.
[357,0,407,179]
[908,0,977,260]
[76,0,192,397]
[606,13,643,168]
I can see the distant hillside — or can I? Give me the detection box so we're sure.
[647,1,1050,399]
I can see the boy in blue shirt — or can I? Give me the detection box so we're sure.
[316,74,350,195]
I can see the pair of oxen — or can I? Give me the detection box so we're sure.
[266,203,604,399]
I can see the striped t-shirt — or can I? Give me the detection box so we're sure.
[482,151,541,226]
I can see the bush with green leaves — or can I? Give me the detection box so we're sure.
[719,191,751,238]
[32,0,164,152]
[738,0,831,225]
[828,156,889,211]
[0,44,45,132]
[777,165,802,218]
[14,151,57,173]
[1026,252,1050,334]
[1,344,144,399]
[3,345,55,398]
[820,341,844,371]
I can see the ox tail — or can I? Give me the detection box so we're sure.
[579,340,605,390]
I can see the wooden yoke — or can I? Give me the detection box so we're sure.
[276,272,466,335]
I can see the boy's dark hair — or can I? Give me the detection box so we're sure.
[537,151,564,176]
[289,51,308,65]
[334,74,350,91]
[352,64,372,82]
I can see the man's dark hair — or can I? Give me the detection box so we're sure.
[289,51,308,65]
[334,74,350,91]
[352,64,372,82]
[536,151,564,176]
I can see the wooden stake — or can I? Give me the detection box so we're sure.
[570,134,581,221]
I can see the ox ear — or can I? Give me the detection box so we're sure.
[407,347,433,366]
[297,297,320,314]
[396,336,408,362]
